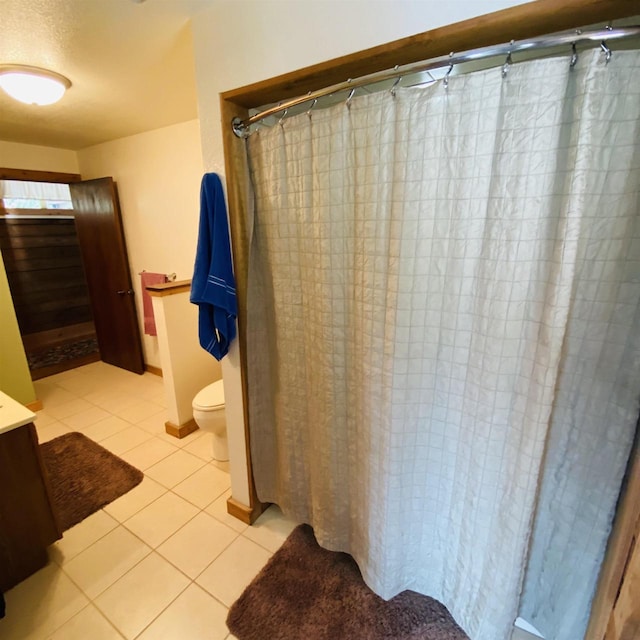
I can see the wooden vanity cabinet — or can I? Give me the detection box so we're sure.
[0,422,61,592]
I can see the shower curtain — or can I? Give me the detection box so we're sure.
[245,49,640,640]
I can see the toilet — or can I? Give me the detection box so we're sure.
[192,380,228,461]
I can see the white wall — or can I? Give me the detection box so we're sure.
[77,120,204,368]
[0,140,79,173]
[191,0,529,507]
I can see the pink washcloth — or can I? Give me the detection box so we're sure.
[141,272,167,336]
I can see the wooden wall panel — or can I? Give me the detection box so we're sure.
[0,218,95,335]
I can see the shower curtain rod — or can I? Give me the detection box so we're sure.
[231,24,640,138]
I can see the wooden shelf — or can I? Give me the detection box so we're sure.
[146,279,191,297]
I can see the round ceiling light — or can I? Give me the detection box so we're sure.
[0,65,71,105]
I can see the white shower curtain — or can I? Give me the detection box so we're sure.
[245,49,640,640]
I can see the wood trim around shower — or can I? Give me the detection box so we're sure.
[221,0,638,109]
[219,0,640,627]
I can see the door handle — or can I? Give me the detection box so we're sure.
[116,289,135,295]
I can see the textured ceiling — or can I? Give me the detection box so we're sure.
[0,0,208,150]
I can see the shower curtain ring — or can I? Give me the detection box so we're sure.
[306,99,318,118]
[443,63,454,89]
[600,41,612,63]
[570,43,578,68]
[390,76,402,97]
[346,87,356,109]
[278,109,289,126]
[501,52,513,78]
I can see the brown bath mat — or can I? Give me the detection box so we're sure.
[227,524,469,640]
[40,432,143,531]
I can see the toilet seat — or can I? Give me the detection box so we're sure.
[193,380,225,411]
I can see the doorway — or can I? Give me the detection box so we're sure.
[0,168,145,377]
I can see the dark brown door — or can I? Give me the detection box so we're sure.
[69,178,144,374]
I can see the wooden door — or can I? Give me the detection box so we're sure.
[69,178,144,374]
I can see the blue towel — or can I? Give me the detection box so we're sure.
[190,173,237,360]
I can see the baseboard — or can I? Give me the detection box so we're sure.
[25,399,43,412]
[145,364,163,377]
[164,419,199,439]
[227,496,269,525]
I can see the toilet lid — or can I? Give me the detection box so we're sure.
[193,380,225,410]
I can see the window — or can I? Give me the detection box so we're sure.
[0,180,73,211]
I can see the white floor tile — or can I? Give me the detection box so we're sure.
[81,415,132,442]
[36,421,72,444]
[136,410,169,434]
[205,491,249,534]
[157,512,238,579]
[182,431,214,461]
[147,391,168,407]
[196,536,271,607]
[48,604,124,639]
[172,463,230,509]
[0,562,89,640]
[54,374,104,397]
[45,398,94,420]
[33,409,58,427]
[132,382,166,404]
[85,390,140,413]
[62,526,152,599]
[103,476,166,523]
[116,399,166,425]
[94,553,190,640]
[123,492,199,548]
[35,384,78,408]
[145,450,207,488]
[120,437,178,471]
[99,425,153,456]
[242,505,299,553]
[50,510,119,565]
[60,405,111,430]
[136,583,229,640]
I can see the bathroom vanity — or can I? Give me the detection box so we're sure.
[0,392,61,592]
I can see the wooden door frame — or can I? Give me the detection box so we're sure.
[219,0,640,636]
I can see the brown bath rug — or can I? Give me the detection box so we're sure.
[40,432,144,531]
[227,524,469,640]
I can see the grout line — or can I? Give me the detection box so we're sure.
[33,362,240,639]
[128,578,193,639]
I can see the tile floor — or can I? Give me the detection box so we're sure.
[0,361,539,640]
[0,361,297,640]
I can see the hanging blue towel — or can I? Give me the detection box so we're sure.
[190,173,237,360]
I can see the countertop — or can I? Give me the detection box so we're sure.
[0,391,36,435]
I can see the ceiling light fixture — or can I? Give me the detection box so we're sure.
[0,65,71,106]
